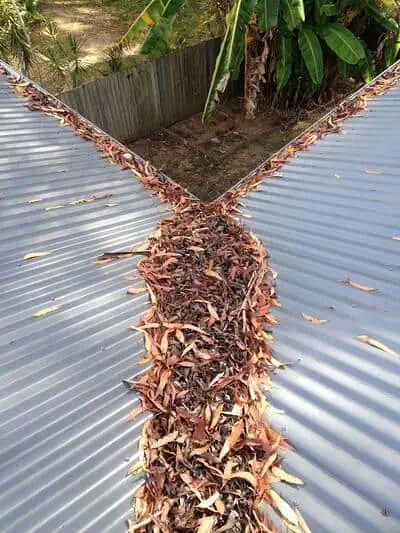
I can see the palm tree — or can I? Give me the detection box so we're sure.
[0,0,34,74]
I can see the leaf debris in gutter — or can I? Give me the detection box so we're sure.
[100,199,305,532]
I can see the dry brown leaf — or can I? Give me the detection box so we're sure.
[45,205,64,211]
[189,246,205,252]
[69,192,112,205]
[210,403,224,429]
[128,512,161,532]
[182,342,198,356]
[131,241,151,253]
[147,284,157,305]
[357,335,398,357]
[207,302,220,321]
[365,169,384,175]
[270,268,279,280]
[182,324,209,335]
[295,509,312,533]
[215,499,225,515]
[175,329,185,343]
[219,420,243,461]
[261,452,278,477]
[151,431,178,449]
[301,313,328,325]
[229,471,257,489]
[272,466,304,485]
[205,269,225,283]
[197,516,216,533]
[33,305,59,318]
[27,198,42,204]
[127,460,145,476]
[269,489,298,525]
[270,357,288,369]
[125,275,139,281]
[160,330,170,354]
[127,287,148,295]
[339,278,376,292]
[190,443,211,457]
[197,492,220,510]
[24,252,52,260]
[126,404,146,421]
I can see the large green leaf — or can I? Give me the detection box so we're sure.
[320,23,365,64]
[361,0,399,32]
[276,34,293,91]
[203,0,258,120]
[257,0,280,31]
[118,0,165,48]
[298,28,323,85]
[141,0,186,58]
[281,0,305,31]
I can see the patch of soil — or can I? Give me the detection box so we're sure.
[37,0,131,65]
[129,91,356,201]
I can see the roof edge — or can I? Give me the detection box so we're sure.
[0,59,196,204]
[219,59,400,202]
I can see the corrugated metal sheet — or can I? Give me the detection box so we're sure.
[239,82,400,532]
[0,72,163,532]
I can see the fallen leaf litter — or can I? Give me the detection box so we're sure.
[121,198,300,532]
[2,60,400,532]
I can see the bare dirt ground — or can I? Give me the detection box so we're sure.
[129,95,351,200]
[37,0,131,65]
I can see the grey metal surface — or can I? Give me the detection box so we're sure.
[0,73,163,532]
[241,83,400,532]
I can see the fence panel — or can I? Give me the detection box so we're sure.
[60,39,222,142]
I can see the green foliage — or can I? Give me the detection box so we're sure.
[141,0,186,58]
[38,21,88,89]
[320,23,365,64]
[102,47,124,75]
[276,34,293,90]
[281,0,305,30]
[360,0,398,31]
[120,0,400,117]
[118,0,166,49]
[0,0,34,73]
[257,0,280,31]
[21,0,43,23]
[298,28,323,85]
[202,0,257,118]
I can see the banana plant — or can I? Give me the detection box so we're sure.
[117,0,186,57]
[119,0,400,118]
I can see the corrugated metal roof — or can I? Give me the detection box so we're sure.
[0,72,163,532]
[239,81,400,531]
[2,55,400,533]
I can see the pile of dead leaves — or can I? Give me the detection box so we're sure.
[122,199,307,532]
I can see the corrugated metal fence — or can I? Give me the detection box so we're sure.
[60,39,221,142]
